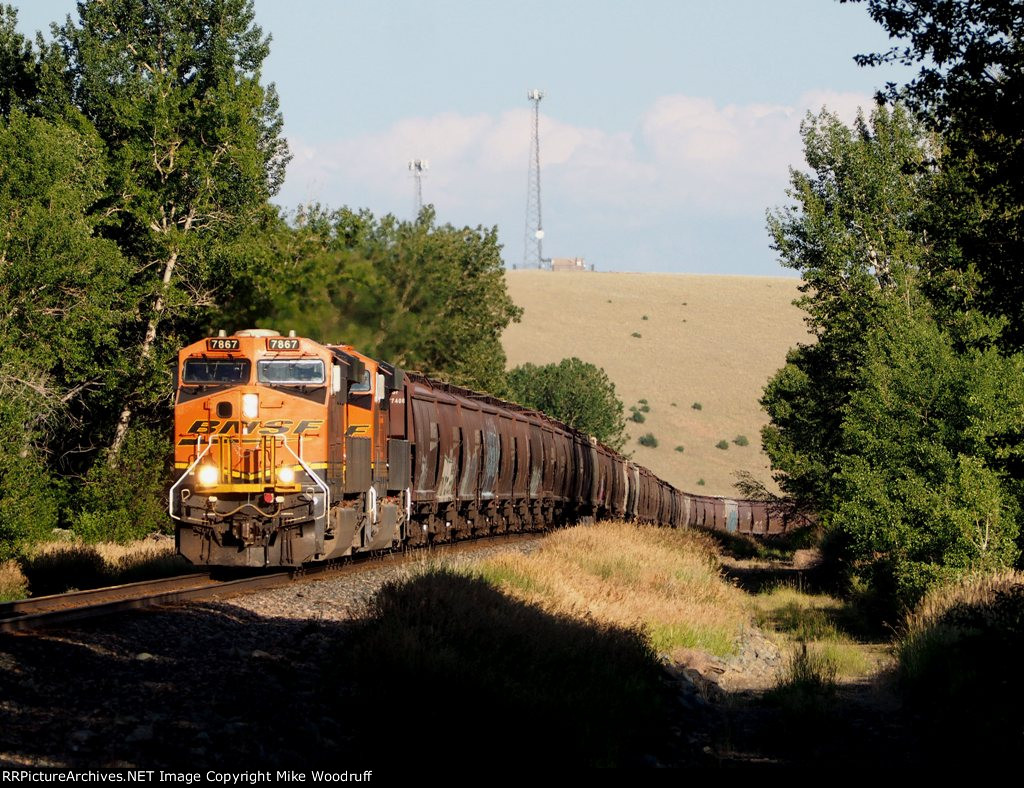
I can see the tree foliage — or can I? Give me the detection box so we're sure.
[761,104,935,509]
[762,100,1024,608]
[834,306,1023,605]
[0,109,134,554]
[847,0,1024,349]
[260,205,522,394]
[507,358,627,451]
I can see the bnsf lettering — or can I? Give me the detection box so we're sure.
[185,419,324,436]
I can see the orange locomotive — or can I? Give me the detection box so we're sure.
[171,328,407,567]
[171,329,796,568]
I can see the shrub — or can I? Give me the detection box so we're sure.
[642,315,648,321]
[716,440,729,450]
[71,427,171,543]
[671,402,677,407]
[629,410,646,424]
[508,358,627,450]
[674,446,684,453]
[897,572,1024,757]
[733,435,750,447]
[692,402,702,410]
[638,433,658,448]
[0,560,28,602]
[766,644,838,720]
[697,479,705,486]
[631,332,642,338]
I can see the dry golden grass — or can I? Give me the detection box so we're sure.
[903,569,1024,634]
[19,535,190,596]
[471,521,749,656]
[503,270,810,496]
[0,560,29,602]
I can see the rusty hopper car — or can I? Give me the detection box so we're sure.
[171,329,795,568]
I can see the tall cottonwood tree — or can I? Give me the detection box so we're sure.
[761,105,935,509]
[55,0,290,459]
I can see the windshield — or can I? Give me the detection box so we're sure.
[258,359,325,385]
[183,358,251,384]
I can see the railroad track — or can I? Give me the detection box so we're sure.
[0,571,290,633]
[0,532,543,633]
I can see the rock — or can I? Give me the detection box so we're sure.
[135,652,155,661]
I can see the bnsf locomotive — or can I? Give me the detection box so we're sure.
[171,329,792,567]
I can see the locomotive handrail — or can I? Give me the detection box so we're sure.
[281,435,330,528]
[169,435,212,519]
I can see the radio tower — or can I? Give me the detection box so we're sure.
[524,89,545,268]
[408,159,428,216]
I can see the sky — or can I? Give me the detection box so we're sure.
[14,1,914,276]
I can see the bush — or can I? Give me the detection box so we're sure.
[675,445,684,453]
[0,560,28,602]
[507,358,627,451]
[692,402,702,410]
[638,433,658,448]
[642,315,648,321]
[697,479,705,486]
[631,332,642,338]
[716,440,729,450]
[0,450,60,561]
[897,572,1024,758]
[629,410,646,424]
[766,644,838,723]
[71,427,171,543]
[733,435,749,447]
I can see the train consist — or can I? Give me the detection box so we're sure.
[171,329,796,567]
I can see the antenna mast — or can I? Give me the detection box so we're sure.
[408,159,429,216]
[524,89,545,268]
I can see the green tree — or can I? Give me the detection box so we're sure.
[507,358,627,450]
[0,109,133,553]
[849,0,1024,349]
[55,0,290,459]
[761,104,935,509]
[833,306,1023,606]
[0,5,34,116]
[261,205,522,394]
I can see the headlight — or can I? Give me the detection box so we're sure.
[278,466,295,484]
[242,392,259,419]
[197,465,219,486]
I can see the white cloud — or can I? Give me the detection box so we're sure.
[277,88,875,270]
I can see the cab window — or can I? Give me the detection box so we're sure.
[257,359,326,384]
[350,369,372,393]
[183,358,251,384]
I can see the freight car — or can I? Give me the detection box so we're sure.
[170,329,795,567]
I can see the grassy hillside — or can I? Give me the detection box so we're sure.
[502,270,810,497]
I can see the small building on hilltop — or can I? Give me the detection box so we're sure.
[551,256,588,271]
